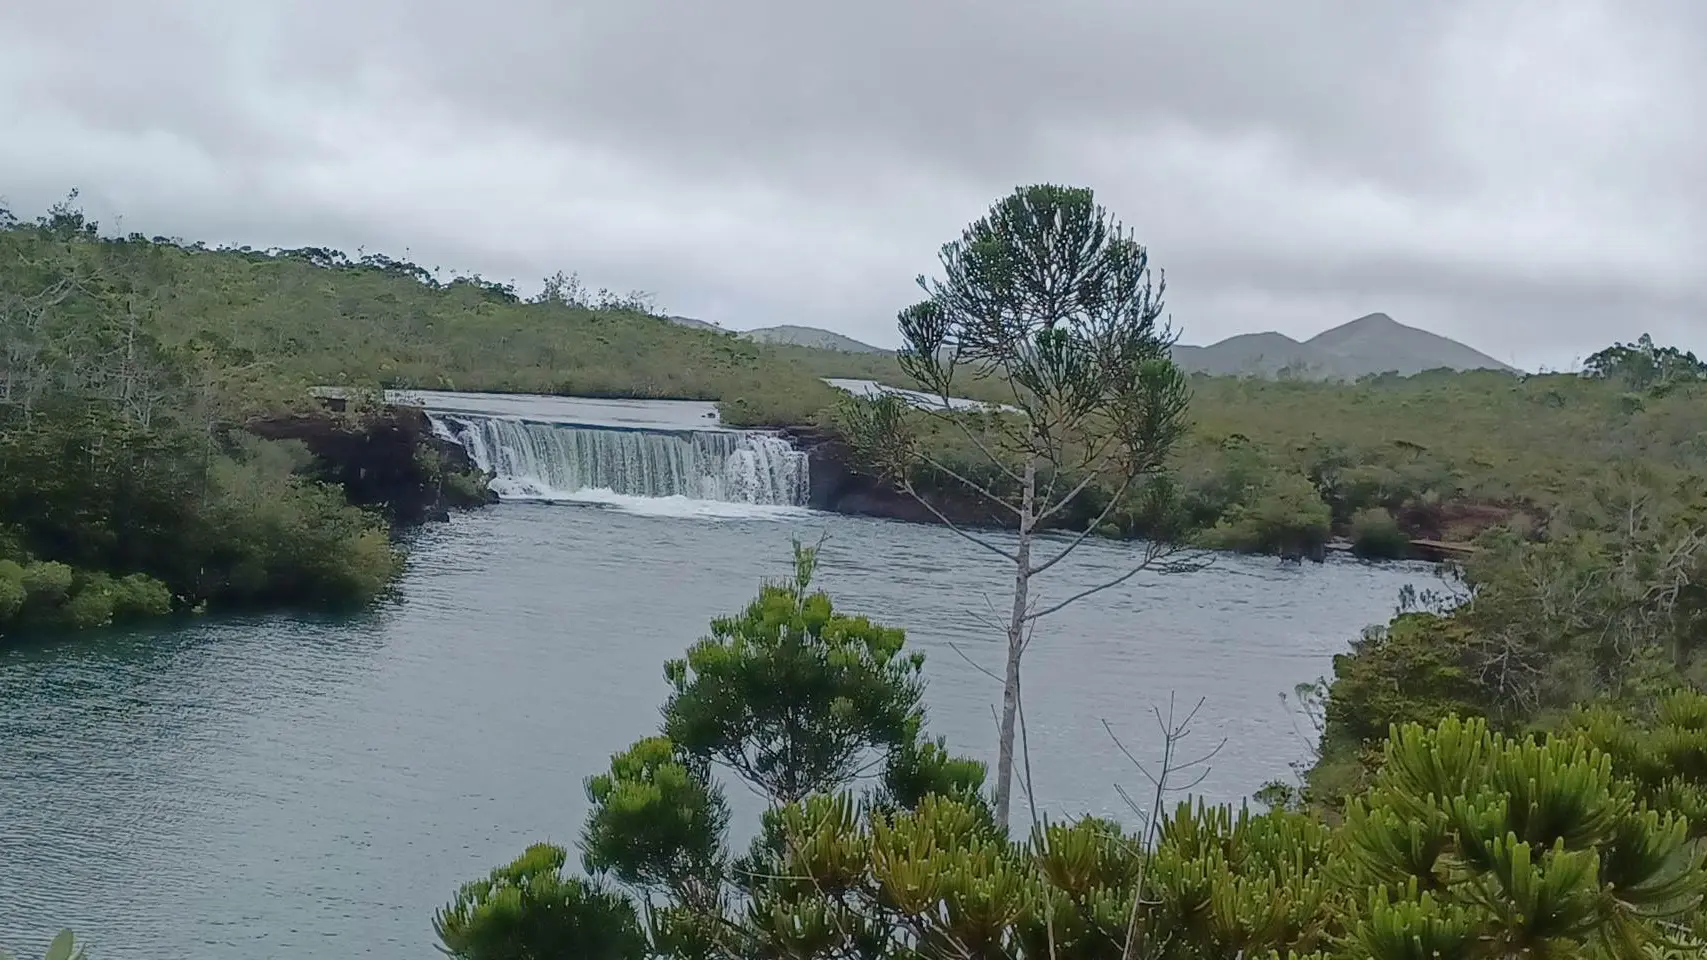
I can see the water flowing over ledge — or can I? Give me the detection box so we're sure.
[398,391,810,510]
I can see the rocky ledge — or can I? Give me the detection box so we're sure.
[246,406,496,527]
[778,426,1017,529]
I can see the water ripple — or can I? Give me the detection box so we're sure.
[0,506,1427,958]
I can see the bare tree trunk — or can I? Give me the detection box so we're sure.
[993,450,1038,828]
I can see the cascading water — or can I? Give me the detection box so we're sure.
[432,413,810,507]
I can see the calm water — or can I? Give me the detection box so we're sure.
[0,502,1428,957]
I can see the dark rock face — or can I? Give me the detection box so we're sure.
[246,407,495,526]
[778,426,1015,529]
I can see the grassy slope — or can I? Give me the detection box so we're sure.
[23,229,1703,545]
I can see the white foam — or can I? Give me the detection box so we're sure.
[498,485,811,520]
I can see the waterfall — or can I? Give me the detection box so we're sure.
[432,413,810,507]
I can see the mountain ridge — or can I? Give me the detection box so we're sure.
[1171,313,1515,379]
[666,312,1514,378]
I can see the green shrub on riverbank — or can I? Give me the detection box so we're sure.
[0,205,408,637]
[1349,507,1410,559]
[1301,468,1707,808]
[1197,472,1333,556]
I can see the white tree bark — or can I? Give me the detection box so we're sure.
[993,449,1037,827]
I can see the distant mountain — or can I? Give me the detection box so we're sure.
[1170,332,1321,377]
[667,311,1509,377]
[663,316,888,354]
[1171,313,1515,380]
[741,325,888,353]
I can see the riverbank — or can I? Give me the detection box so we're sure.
[776,424,1513,563]
[0,400,494,641]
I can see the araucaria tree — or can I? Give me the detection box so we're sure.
[841,183,1196,827]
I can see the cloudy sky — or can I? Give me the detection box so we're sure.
[1,1,1701,369]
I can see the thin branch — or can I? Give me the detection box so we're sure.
[918,451,1021,517]
[898,478,1019,563]
[938,405,1025,485]
[946,641,1003,686]
[1027,545,1214,622]
[1033,464,1109,527]
[1103,719,1164,789]
[1029,475,1140,577]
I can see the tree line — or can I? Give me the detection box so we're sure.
[0,198,408,634]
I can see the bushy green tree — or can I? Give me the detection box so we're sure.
[1584,334,1707,392]
[1338,716,1705,957]
[1308,465,1707,807]
[660,542,925,804]
[433,844,647,960]
[0,206,413,636]
[602,716,1706,959]
[840,183,1196,827]
[440,543,984,959]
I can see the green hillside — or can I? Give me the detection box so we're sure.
[5,193,1705,636]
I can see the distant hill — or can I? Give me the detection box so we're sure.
[741,325,888,353]
[664,317,888,354]
[664,314,723,332]
[667,311,1511,379]
[1171,313,1515,380]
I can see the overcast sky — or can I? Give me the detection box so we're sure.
[1,1,1701,370]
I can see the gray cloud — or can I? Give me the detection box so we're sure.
[1,0,1701,369]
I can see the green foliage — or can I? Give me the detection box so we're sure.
[0,565,24,621]
[0,209,418,635]
[661,541,925,803]
[1200,472,1332,558]
[433,843,646,960]
[0,557,176,632]
[838,183,1198,827]
[1,199,839,425]
[1312,615,1487,800]
[581,736,730,897]
[878,734,990,811]
[570,719,1703,959]
[195,447,403,608]
[19,561,74,604]
[1567,691,1707,843]
[727,716,1707,959]
[1338,716,1705,957]
[1349,507,1411,560]
[12,193,1707,583]
[1584,334,1707,392]
[110,572,173,619]
[1308,466,1707,806]
[445,546,988,958]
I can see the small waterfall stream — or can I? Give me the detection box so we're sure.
[431,413,810,507]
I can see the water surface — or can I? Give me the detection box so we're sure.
[0,499,1427,957]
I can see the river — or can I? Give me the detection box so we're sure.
[0,394,1433,958]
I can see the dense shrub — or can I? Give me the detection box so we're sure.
[0,560,176,633]
[1349,507,1410,559]
[1200,472,1332,557]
